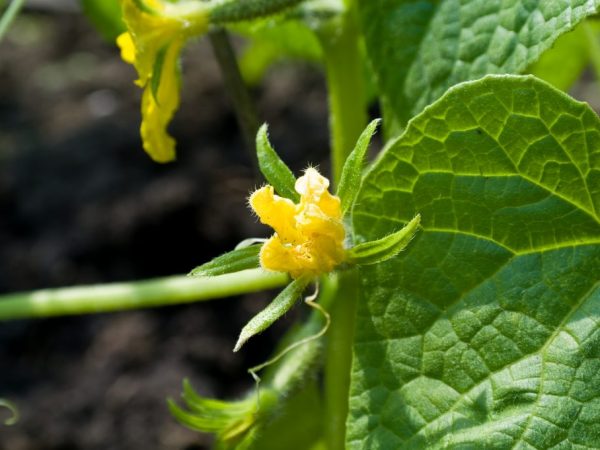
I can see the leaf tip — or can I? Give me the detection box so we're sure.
[233,333,247,353]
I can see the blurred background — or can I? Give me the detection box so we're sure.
[2,1,600,449]
[0,1,331,448]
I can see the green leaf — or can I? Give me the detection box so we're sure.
[337,118,380,215]
[80,0,125,41]
[348,75,600,448]
[234,275,310,352]
[256,123,300,202]
[237,19,323,85]
[189,245,261,277]
[358,0,600,133]
[529,19,600,91]
[171,378,323,450]
[169,381,279,448]
[348,214,420,265]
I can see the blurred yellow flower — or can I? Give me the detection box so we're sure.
[250,168,346,278]
[117,0,209,162]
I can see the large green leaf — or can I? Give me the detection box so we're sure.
[358,0,600,133]
[348,75,600,448]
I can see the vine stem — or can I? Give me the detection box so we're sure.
[0,0,26,42]
[209,27,259,166]
[321,0,367,447]
[0,269,288,321]
[324,270,359,450]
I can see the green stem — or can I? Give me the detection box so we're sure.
[320,4,367,186]
[0,269,288,321]
[583,21,600,87]
[324,270,359,450]
[209,28,260,166]
[0,0,26,42]
[319,2,366,448]
[210,0,304,24]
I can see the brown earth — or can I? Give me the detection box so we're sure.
[0,8,329,450]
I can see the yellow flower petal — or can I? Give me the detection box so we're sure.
[297,167,342,219]
[140,39,182,162]
[249,186,301,244]
[259,236,307,279]
[250,168,346,278]
[116,32,136,64]
[117,0,209,162]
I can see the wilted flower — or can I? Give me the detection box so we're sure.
[117,0,210,162]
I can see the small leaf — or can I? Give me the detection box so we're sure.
[237,20,323,85]
[151,45,169,104]
[189,245,261,277]
[348,214,420,265]
[336,118,380,215]
[256,123,299,202]
[234,275,310,352]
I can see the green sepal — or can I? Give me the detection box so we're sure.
[336,118,380,215]
[256,123,299,202]
[234,275,310,352]
[348,214,420,265]
[150,44,169,104]
[80,0,125,41]
[0,399,18,426]
[189,245,261,277]
[169,380,278,447]
[133,0,158,15]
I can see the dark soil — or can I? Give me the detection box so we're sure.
[0,9,329,450]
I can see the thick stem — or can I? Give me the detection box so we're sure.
[209,28,260,165]
[319,2,366,448]
[0,269,288,321]
[324,270,359,450]
[0,0,26,42]
[321,6,367,186]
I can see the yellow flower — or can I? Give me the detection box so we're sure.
[250,168,346,278]
[117,0,209,162]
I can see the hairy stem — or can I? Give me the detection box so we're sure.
[210,0,303,24]
[0,0,26,42]
[0,269,288,321]
[319,1,366,447]
[324,270,358,450]
[209,28,260,165]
